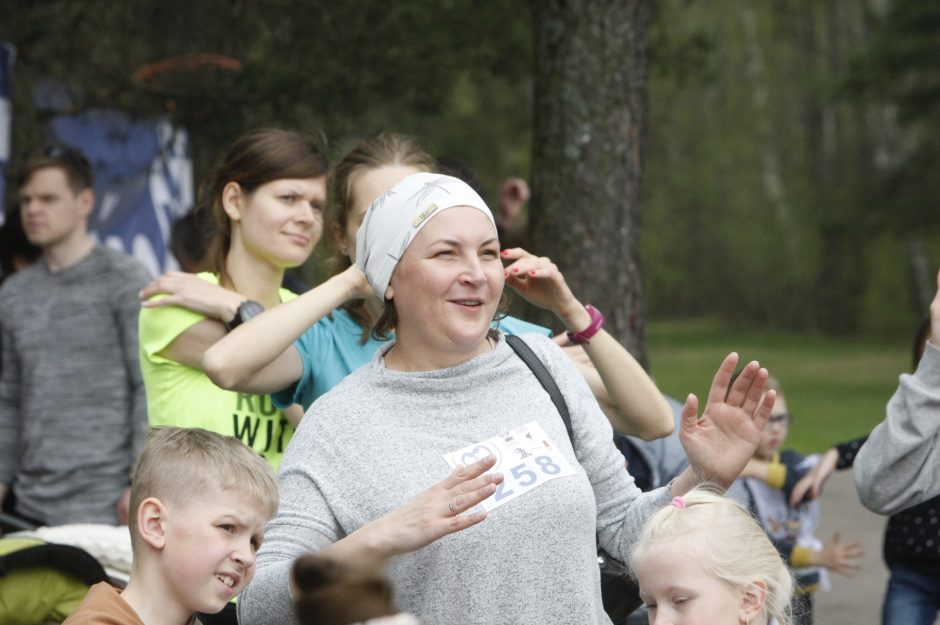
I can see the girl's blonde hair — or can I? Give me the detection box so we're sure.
[630,487,794,625]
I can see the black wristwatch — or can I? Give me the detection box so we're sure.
[225,300,265,332]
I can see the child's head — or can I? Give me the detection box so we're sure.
[755,375,788,460]
[129,427,278,614]
[729,371,788,461]
[630,487,793,625]
[292,554,419,625]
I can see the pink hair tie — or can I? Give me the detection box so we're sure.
[670,496,687,509]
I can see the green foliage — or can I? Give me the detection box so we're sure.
[642,0,936,335]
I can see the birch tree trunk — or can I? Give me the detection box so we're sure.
[529,0,652,368]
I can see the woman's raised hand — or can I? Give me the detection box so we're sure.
[501,248,584,326]
[678,353,775,489]
[362,456,503,560]
[139,271,244,321]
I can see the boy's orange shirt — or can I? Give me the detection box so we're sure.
[62,582,144,625]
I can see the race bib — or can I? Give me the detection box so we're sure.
[444,421,576,512]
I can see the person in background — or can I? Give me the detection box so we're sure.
[728,375,862,625]
[0,143,150,526]
[790,313,940,625]
[236,171,776,625]
[631,487,795,625]
[138,129,327,471]
[202,132,674,441]
[63,427,277,625]
[854,265,940,513]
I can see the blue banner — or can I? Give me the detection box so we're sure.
[46,109,193,276]
[0,42,15,225]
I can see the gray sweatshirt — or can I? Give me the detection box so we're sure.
[854,341,940,515]
[238,333,670,625]
[0,245,150,525]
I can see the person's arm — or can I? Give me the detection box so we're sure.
[138,271,307,394]
[789,437,867,506]
[521,336,772,560]
[854,343,940,514]
[792,533,864,577]
[202,265,371,394]
[114,264,152,524]
[118,265,152,464]
[238,455,502,625]
[501,248,673,439]
[741,452,810,501]
[0,309,20,497]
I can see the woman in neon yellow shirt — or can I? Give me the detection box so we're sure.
[138,129,328,469]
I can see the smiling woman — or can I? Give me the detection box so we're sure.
[137,128,328,472]
[237,172,778,625]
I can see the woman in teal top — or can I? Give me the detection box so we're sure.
[198,133,673,439]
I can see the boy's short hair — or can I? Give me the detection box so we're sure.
[18,143,94,193]
[129,427,278,551]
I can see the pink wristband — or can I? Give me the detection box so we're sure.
[566,304,605,345]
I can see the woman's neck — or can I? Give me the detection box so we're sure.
[384,331,495,372]
[222,248,285,308]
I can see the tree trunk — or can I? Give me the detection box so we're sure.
[529,0,652,369]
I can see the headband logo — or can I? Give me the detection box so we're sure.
[411,203,439,228]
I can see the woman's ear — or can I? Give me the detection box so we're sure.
[137,497,168,550]
[221,181,245,222]
[384,284,394,301]
[739,579,767,624]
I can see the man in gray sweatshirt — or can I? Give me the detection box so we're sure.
[0,144,150,526]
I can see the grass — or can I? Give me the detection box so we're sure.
[646,318,911,454]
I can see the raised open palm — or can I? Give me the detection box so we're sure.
[679,353,776,488]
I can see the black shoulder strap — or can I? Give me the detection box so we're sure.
[504,334,573,443]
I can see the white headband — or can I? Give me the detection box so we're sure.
[355,172,496,297]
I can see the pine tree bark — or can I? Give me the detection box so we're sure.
[529,0,652,368]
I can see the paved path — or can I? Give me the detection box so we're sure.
[814,470,892,625]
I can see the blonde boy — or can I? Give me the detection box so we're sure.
[64,427,278,625]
